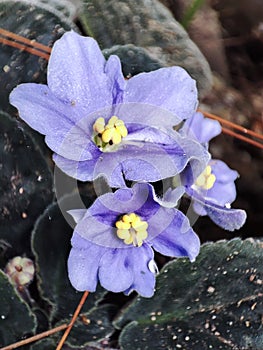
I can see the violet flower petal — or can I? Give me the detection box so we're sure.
[122,244,155,298]
[10,31,209,186]
[68,183,201,296]
[202,201,247,231]
[157,186,185,208]
[151,209,200,262]
[210,159,238,183]
[190,160,239,208]
[187,188,246,231]
[68,183,199,250]
[53,126,210,188]
[48,31,126,109]
[88,182,154,217]
[192,201,207,216]
[205,181,237,208]
[68,209,87,224]
[98,248,137,293]
[69,233,156,296]
[182,111,222,144]
[113,101,187,132]
[71,183,161,248]
[124,66,198,121]
[10,83,97,161]
[68,234,106,291]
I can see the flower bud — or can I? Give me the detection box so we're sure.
[5,256,35,287]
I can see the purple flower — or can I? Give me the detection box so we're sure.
[10,31,209,187]
[179,112,246,231]
[181,111,222,145]
[67,183,200,297]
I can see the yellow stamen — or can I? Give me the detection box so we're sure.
[195,165,216,190]
[122,214,131,223]
[115,213,148,247]
[112,131,122,145]
[116,221,130,230]
[101,128,114,143]
[116,229,130,239]
[93,115,128,150]
[108,116,119,125]
[93,117,105,133]
[115,119,128,137]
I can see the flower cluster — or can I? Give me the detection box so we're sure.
[179,112,246,231]
[10,31,246,297]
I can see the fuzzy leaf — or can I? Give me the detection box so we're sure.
[115,239,263,350]
[30,338,56,350]
[22,0,81,22]
[0,270,36,347]
[0,112,53,256]
[80,0,212,96]
[0,0,75,114]
[103,44,163,78]
[58,304,117,347]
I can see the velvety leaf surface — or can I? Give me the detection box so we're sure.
[0,0,75,114]
[30,338,56,350]
[58,304,118,347]
[80,0,212,96]
[115,239,263,350]
[103,44,163,78]
[29,304,117,349]
[0,270,36,347]
[25,0,81,22]
[31,193,106,323]
[0,112,53,256]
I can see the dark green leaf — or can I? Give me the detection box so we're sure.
[103,45,162,78]
[60,304,117,347]
[0,0,76,114]
[30,338,56,350]
[0,112,53,257]
[80,0,212,96]
[0,270,36,347]
[115,239,263,350]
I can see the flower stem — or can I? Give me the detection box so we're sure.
[0,324,68,350]
[55,291,90,350]
[200,110,263,149]
[0,27,51,60]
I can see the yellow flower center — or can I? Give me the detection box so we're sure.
[93,116,128,151]
[115,213,148,247]
[195,165,216,190]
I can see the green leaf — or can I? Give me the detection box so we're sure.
[30,338,56,350]
[0,0,76,114]
[115,239,263,349]
[28,303,117,348]
[24,0,81,22]
[59,304,117,347]
[0,270,36,347]
[32,194,107,323]
[0,112,53,257]
[103,44,162,78]
[80,0,212,96]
